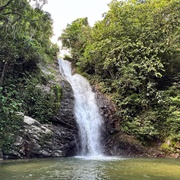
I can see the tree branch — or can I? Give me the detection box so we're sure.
[0,61,8,87]
[0,0,13,11]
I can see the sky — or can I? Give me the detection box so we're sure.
[43,0,112,44]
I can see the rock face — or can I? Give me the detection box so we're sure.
[44,62,77,130]
[4,116,77,159]
[94,88,119,135]
[55,80,77,129]
[94,88,175,157]
[94,87,148,157]
[2,62,79,159]
[94,87,118,143]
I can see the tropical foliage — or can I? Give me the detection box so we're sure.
[59,17,91,66]
[60,0,180,144]
[0,0,59,150]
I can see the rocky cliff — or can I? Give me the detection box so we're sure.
[94,87,161,157]
[94,87,180,158]
[2,62,78,159]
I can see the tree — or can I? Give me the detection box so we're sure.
[59,17,91,66]
[0,0,56,86]
[66,0,180,142]
[0,0,61,152]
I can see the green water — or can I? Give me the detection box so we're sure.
[0,157,180,180]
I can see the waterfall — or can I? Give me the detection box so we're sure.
[58,59,103,156]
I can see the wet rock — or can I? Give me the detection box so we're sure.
[55,79,77,129]
[104,133,149,156]
[94,87,119,133]
[93,87,120,149]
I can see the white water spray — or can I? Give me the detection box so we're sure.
[58,59,103,156]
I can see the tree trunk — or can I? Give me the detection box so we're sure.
[0,61,7,87]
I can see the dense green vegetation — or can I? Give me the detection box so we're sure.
[0,0,60,152]
[60,0,180,148]
[0,0,179,156]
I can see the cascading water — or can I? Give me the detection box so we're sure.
[58,59,103,156]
